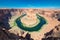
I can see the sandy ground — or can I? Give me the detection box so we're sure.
[9,9,60,40]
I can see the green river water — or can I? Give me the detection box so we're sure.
[15,14,47,32]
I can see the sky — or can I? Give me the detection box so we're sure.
[0,0,60,8]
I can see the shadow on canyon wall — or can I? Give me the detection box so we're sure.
[0,27,34,40]
[0,9,12,30]
[0,9,60,40]
[42,24,60,40]
[0,9,34,40]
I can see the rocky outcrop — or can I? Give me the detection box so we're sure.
[0,9,12,30]
[0,9,60,40]
[42,24,60,40]
[51,11,60,21]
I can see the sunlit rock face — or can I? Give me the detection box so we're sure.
[7,9,47,32]
[21,15,38,27]
[21,10,38,27]
[0,9,60,40]
[42,24,60,40]
[15,13,47,32]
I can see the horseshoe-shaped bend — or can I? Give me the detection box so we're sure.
[15,14,47,32]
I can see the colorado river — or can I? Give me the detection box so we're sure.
[15,14,47,32]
